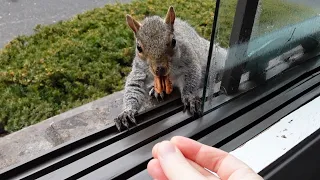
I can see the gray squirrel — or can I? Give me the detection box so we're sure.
[114,6,227,131]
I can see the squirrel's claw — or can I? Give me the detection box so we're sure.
[149,87,155,97]
[195,98,203,116]
[114,117,122,131]
[183,101,187,113]
[149,86,164,101]
[154,92,159,101]
[160,92,164,99]
[122,118,130,130]
[114,110,137,131]
[182,95,201,116]
[128,112,137,125]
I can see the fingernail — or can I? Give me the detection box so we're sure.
[158,141,176,159]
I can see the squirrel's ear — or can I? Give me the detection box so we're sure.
[126,14,141,33]
[165,6,175,25]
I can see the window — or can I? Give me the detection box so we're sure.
[202,0,320,112]
[0,0,320,179]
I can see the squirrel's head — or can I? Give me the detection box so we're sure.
[126,6,177,77]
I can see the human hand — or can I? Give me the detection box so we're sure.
[147,136,264,180]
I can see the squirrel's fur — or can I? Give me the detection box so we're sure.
[114,6,227,130]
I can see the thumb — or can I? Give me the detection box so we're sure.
[157,141,206,180]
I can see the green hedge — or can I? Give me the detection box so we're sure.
[0,0,314,132]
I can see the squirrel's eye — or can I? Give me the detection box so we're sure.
[172,38,176,48]
[137,44,143,53]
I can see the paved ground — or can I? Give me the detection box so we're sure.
[286,0,319,7]
[0,0,131,48]
[0,0,318,48]
[0,0,138,171]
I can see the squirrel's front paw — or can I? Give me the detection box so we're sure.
[114,109,137,131]
[181,94,201,116]
[149,86,164,100]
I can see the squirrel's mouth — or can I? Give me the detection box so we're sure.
[149,68,170,77]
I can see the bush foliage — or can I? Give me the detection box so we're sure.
[0,0,314,132]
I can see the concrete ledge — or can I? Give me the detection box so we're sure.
[0,89,168,170]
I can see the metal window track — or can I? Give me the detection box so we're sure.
[130,71,320,180]
[1,55,320,180]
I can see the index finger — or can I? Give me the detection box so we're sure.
[169,136,255,180]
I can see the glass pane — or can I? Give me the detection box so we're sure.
[201,0,237,108]
[203,0,320,112]
[248,0,320,81]
[251,0,320,38]
[0,0,216,170]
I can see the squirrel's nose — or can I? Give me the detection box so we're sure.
[156,66,166,76]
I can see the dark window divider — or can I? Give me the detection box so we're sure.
[220,0,260,95]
